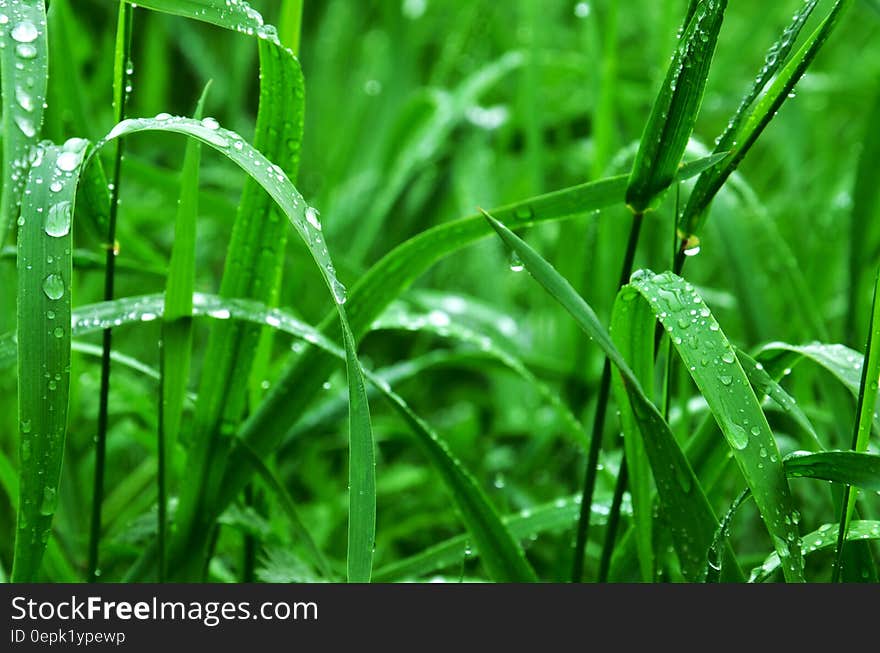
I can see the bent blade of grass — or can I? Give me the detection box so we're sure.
[680,0,853,241]
[627,269,804,582]
[755,341,880,433]
[12,139,89,581]
[751,521,880,582]
[625,0,728,212]
[484,213,723,581]
[785,451,880,491]
[0,0,48,244]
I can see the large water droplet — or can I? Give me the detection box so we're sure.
[42,273,64,300]
[201,116,220,130]
[331,278,347,305]
[15,85,32,111]
[56,150,80,172]
[11,20,39,44]
[729,423,749,450]
[16,43,36,59]
[305,206,322,231]
[44,200,71,237]
[14,115,35,137]
[39,487,57,516]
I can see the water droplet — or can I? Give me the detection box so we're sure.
[56,151,80,172]
[42,274,64,300]
[509,250,525,272]
[39,487,57,516]
[53,326,63,338]
[331,278,348,305]
[15,85,32,111]
[305,206,322,231]
[201,116,220,130]
[720,375,732,386]
[49,180,63,193]
[11,20,39,44]
[14,115,35,137]
[729,423,749,450]
[21,419,32,434]
[44,200,71,237]
[750,425,761,436]
[721,352,736,364]
[16,43,36,59]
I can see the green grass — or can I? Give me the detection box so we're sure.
[2,0,880,583]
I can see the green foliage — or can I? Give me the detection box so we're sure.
[1,0,878,583]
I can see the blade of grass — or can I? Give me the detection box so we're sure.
[157,82,210,581]
[12,139,89,581]
[0,0,48,243]
[625,0,728,212]
[751,521,880,582]
[627,269,805,582]
[833,268,880,580]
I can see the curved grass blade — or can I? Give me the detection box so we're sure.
[12,139,89,581]
[750,521,880,582]
[96,118,342,318]
[609,286,656,581]
[755,341,880,433]
[625,0,728,212]
[785,450,880,491]
[627,269,804,582]
[679,0,853,242]
[484,212,723,581]
[703,488,752,583]
[0,0,48,243]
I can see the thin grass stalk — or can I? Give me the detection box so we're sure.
[571,212,643,582]
[833,267,880,581]
[87,2,132,583]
